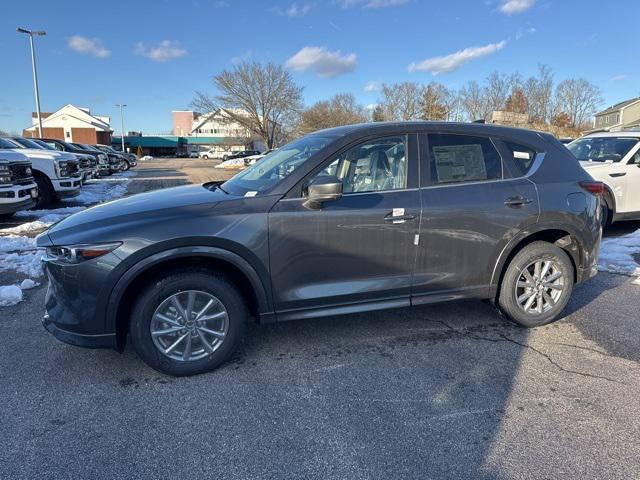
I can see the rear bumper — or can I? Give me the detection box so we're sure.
[43,314,117,349]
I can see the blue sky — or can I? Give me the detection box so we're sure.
[1,0,639,134]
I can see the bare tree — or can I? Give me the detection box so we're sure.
[555,78,603,128]
[299,93,368,134]
[420,82,455,121]
[458,81,491,121]
[378,82,422,121]
[524,65,555,123]
[485,71,511,113]
[191,62,304,149]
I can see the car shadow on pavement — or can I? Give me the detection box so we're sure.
[36,298,531,479]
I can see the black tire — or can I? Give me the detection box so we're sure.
[223,155,228,161]
[129,269,247,376]
[600,199,612,229]
[33,175,54,209]
[203,155,209,159]
[122,160,130,171]
[498,241,574,328]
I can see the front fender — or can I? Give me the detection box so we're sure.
[104,245,274,338]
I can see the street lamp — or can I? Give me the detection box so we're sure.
[17,28,46,138]
[115,104,127,152]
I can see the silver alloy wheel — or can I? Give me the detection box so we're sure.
[150,290,228,362]
[515,259,565,315]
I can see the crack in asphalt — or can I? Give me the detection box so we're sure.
[436,320,627,385]
[496,333,626,385]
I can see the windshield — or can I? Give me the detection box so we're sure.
[568,137,639,162]
[33,139,56,150]
[12,137,44,149]
[220,134,337,195]
[0,137,19,149]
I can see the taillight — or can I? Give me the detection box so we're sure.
[579,181,604,196]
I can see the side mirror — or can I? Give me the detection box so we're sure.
[302,175,343,210]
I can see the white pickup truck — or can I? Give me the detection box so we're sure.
[568,131,640,226]
[0,138,82,208]
[0,150,38,218]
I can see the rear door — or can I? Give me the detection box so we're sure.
[412,132,540,304]
[622,144,640,212]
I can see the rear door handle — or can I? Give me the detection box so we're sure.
[384,213,416,222]
[504,196,533,207]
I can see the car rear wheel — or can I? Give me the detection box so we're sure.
[129,269,247,376]
[498,241,574,328]
[600,199,612,229]
[121,160,130,171]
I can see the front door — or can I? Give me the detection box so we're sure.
[623,146,640,213]
[268,134,420,319]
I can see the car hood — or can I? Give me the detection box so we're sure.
[0,150,30,163]
[579,160,615,170]
[42,184,236,244]
[11,148,77,162]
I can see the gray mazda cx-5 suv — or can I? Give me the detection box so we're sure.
[37,122,602,376]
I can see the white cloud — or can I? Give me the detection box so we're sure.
[610,74,627,82]
[515,26,536,39]
[338,0,408,8]
[285,46,357,78]
[500,0,535,14]
[364,80,381,92]
[68,35,111,58]
[285,2,314,17]
[366,103,378,110]
[135,41,188,62]
[231,50,253,65]
[408,40,507,75]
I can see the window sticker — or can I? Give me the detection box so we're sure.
[433,144,487,183]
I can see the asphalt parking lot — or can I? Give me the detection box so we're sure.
[1,158,639,479]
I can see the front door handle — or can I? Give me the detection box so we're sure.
[504,196,533,207]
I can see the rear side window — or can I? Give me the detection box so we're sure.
[428,134,502,185]
[503,141,537,177]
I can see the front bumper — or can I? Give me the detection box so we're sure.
[0,183,38,214]
[43,314,116,348]
[52,177,82,196]
[40,249,124,350]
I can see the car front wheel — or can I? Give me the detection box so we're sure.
[498,241,574,328]
[129,269,247,376]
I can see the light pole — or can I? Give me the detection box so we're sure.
[116,104,126,152]
[17,28,46,138]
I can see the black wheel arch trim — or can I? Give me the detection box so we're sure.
[490,221,590,291]
[104,245,273,338]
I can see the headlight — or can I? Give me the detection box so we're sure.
[45,242,122,264]
[0,165,10,184]
[56,160,70,177]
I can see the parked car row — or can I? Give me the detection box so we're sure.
[0,137,136,216]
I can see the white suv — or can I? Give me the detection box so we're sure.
[568,131,640,226]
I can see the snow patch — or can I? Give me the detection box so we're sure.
[598,228,640,277]
[20,279,37,290]
[0,285,22,306]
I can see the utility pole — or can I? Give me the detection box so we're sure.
[116,104,127,152]
[17,28,46,138]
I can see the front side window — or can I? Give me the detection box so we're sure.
[567,137,639,163]
[428,134,502,185]
[310,136,407,194]
[221,133,337,195]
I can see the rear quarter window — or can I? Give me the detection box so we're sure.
[502,141,537,177]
